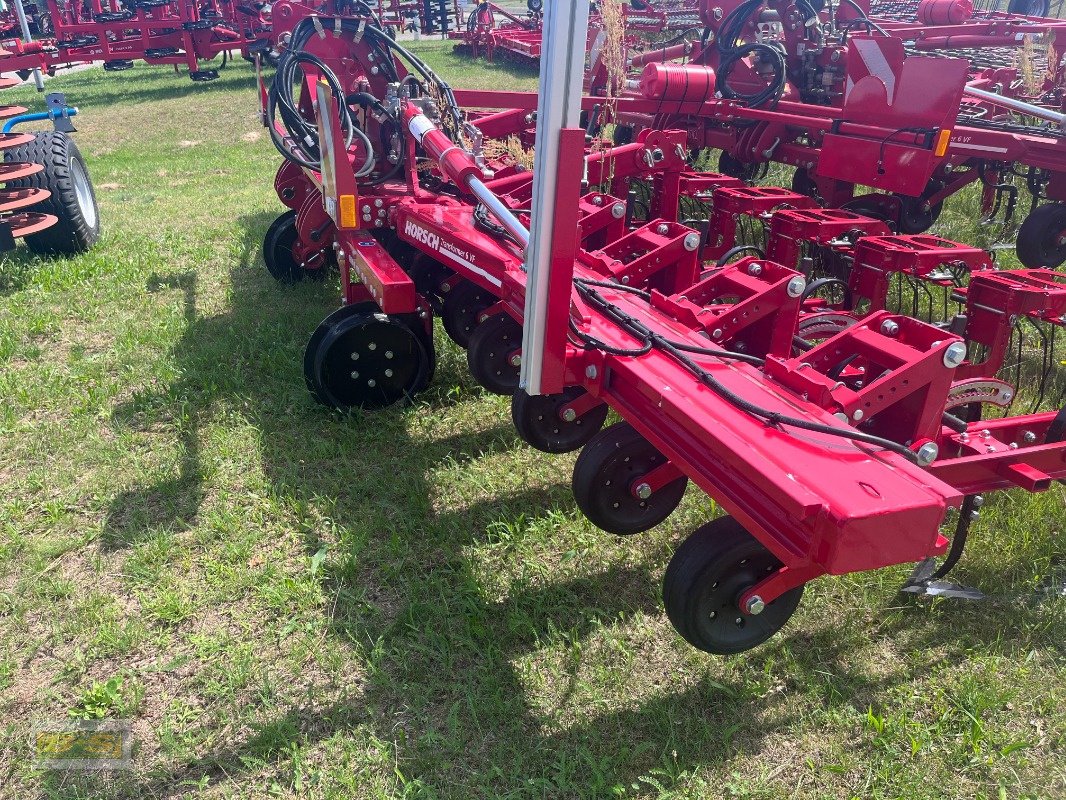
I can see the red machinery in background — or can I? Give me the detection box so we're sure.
[0,0,273,82]
[451,0,701,66]
[257,4,1066,655]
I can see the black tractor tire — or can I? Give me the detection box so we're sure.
[3,131,100,255]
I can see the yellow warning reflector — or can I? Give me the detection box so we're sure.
[339,194,358,229]
[934,129,952,157]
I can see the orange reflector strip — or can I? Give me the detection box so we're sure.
[339,194,358,229]
[934,129,951,157]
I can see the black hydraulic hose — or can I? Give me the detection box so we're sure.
[718,42,787,110]
[572,278,922,463]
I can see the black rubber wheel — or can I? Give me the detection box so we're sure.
[718,152,759,182]
[512,386,609,453]
[190,70,220,82]
[1016,203,1066,268]
[305,308,433,411]
[1007,0,1050,14]
[262,210,328,283]
[440,279,496,348]
[572,422,688,535]
[466,314,522,395]
[791,167,820,201]
[406,254,452,313]
[103,59,135,71]
[612,124,634,146]
[3,131,100,255]
[663,516,805,654]
[895,181,944,234]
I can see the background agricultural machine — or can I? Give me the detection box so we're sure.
[1,86,99,255]
[257,0,1066,655]
[451,0,702,66]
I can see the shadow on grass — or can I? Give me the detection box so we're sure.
[77,208,1065,798]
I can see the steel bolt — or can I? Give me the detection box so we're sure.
[350,371,359,379]
[350,352,359,361]
[385,350,393,359]
[657,223,670,235]
[368,342,377,351]
[683,232,701,251]
[593,195,603,205]
[973,495,985,508]
[712,328,723,340]
[1023,430,1037,444]
[509,354,522,367]
[384,369,394,377]
[748,263,763,277]
[367,379,376,387]
[853,409,864,422]
[561,408,577,422]
[586,365,598,379]
[611,203,625,219]
[916,441,939,466]
[635,482,652,500]
[745,595,765,615]
[881,319,900,336]
[786,275,806,298]
[942,341,967,368]
[374,199,383,208]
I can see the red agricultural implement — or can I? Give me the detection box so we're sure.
[451,0,701,67]
[0,0,274,82]
[1,84,99,254]
[573,0,1066,271]
[257,1,1066,654]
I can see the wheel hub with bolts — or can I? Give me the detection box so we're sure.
[466,314,523,395]
[440,279,495,348]
[304,307,433,411]
[512,387,610,454]
[663,516,805,654]
[572,421,689,535]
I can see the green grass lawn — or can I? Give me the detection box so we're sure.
[0,42,1064,800]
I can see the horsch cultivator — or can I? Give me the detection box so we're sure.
[0,0,274,82]
[256,1,1066,655]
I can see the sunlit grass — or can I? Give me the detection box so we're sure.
[0,42,1063,800]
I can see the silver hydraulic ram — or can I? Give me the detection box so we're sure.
[403,105,530,247]
[963,85,1066,127]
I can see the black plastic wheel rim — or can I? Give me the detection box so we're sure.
[686,547,802,655]
[440,280,495,348]
[1017,204,1066,268]
[468,315,522,395]
[574,424,688,535]
[512,387,609,453]
[312,312,428,411]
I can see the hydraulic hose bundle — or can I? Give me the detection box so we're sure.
[266,8,464,181]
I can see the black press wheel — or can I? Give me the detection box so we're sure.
[718,152,759,183]
[511,386,609,453]
[663,516,805,655]
[1016,203,1066,268]
[466,314,522,395]
[572,421,688,535]
[304,307,433,411]
[895,181,943,234]
[3,131,100,255]
[262,210,328,283]
[440,279,496,348]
